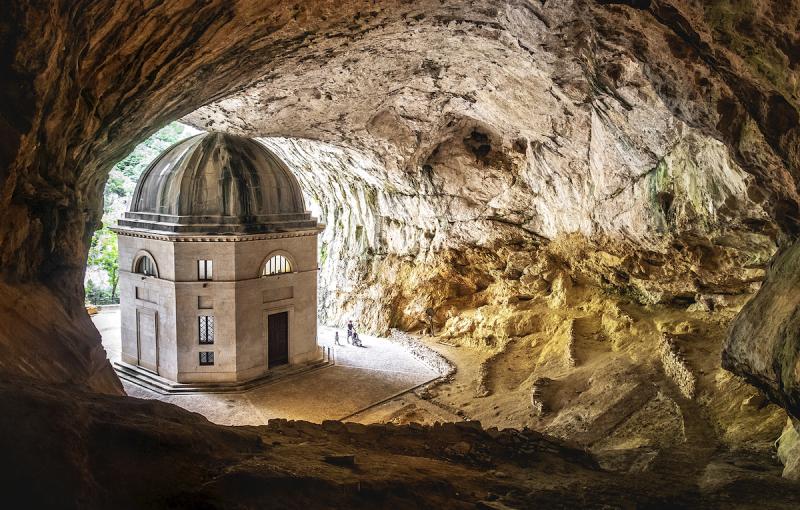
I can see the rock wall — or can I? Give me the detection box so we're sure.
[260,130,775,332]
[779,418,800,480]
[725,241,800,417]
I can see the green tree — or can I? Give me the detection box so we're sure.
[111,122,193,182]
[85,279,99,304]
[87,227,120,301]
[106,173,127,197]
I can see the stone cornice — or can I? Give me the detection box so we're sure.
[111,225,324,242]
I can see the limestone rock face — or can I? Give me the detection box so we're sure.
[779,418,800,480]
[725,241,800,418]
[190,4,783,254]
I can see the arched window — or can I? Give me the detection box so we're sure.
[135,255,157,276]
[262,254,292,276]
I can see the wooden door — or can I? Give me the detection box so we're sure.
[268,311,289,368]
[136,309,158,373]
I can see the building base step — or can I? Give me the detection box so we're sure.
[114,358,333,395]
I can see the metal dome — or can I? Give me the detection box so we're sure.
[117,132,318,234]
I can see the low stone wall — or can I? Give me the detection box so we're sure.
[388,329,456,381]
[659,333,696,400]
[474,341,511,398]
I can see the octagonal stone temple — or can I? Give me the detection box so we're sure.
[113,132,325,390]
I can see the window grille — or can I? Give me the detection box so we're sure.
[262,255,292,276]
[199,351,214,366]
[198,316,214,344]
[198,259,213,280]
[136,255,156,276]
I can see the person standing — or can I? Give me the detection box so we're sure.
[334,330,342,346]
[346,320,354,344]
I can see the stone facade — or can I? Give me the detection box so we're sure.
[115,133,323,384]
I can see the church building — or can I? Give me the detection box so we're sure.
[113,132,323,388]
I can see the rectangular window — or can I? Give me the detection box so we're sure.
[198,260,213,280]
[198,316,214,344]
[199,351,214,366]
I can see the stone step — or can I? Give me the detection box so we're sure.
[114,359,333,394]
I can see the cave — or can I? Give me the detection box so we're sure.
[2,1,800,508]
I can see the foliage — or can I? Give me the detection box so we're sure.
[105,174,127,198]
[87,227,119,302]
[320,241,329,267]
[112,122,196,181]
[85,279,117,306]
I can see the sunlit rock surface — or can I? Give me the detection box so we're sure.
[779,418,800,481]
[725,241,800,418]
[258,133,774,329]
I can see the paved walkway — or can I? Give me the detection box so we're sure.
[92,309,438,425]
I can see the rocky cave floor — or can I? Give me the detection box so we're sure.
[5,379,800,510]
